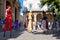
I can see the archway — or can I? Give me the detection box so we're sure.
[6,1,11,7]
[46,14,53,22]
[36,14,43,22]
[6,1,12,18]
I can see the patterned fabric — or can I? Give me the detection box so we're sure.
[41,20,47,31]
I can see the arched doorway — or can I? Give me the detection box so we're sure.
[36,14,43,22]
[6,1,11,7]
[6,1,12,18]
[46,14,53,22]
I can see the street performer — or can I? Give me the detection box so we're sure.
[3,6,12,37]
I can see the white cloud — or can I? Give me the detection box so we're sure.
[20,13,23,16]
[23,0,41,11]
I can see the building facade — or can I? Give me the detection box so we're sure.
[24,11,53,22]
[0,0,21,22]
[23,11,54,31]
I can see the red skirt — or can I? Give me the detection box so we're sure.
[3,15,12,32]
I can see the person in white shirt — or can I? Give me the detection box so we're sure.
[41,19,47,32]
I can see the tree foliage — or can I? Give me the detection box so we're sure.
[40,0,60,19]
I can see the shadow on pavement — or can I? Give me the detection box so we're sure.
[32,30,53,35]
[52,30,60,39]
[0,26,25,40]
[32,29,60,40]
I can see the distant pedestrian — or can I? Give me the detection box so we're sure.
[36,22,38,30]
[52,20,57,30]
[41,19,47,32]
[48,21,53,30]
[40,19,42,27]
[46,20,49,30]
[15,20,19,31]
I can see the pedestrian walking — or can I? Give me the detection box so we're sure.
[48,21,53,30]
[40,19,42,27]
[52,20,57,30]
[46,20,49,30]
[15,20,19,31]
[41,19,47,33]
[36,22,38,30]
[19,22,22,31]
[52,20,57,33]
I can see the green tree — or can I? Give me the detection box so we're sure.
[40,0,60,19]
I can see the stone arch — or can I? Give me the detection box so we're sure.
[6,1,11,7]
[46,14,53,22]
[36,13,43,22]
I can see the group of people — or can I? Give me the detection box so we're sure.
[25,17,56,33]
[0,5,23,37]
[35,18,50,32]
[0,19,22,31]
[34,18,57,33]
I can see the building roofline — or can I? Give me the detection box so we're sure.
[23,11,52,15]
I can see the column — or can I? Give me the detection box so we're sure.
[33,14,37,30]
[34,14,36,22]
[3,0,6,20]
[28,11,32,31]
[11,4,15,22]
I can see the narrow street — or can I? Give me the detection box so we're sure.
[0,25,60,40]
[8,31,59,40]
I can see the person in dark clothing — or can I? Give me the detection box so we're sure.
[46,20,49,30]
[52,19,57,34]
[52,20,57,29]
[36,22,38,30]
[15,20,19,31]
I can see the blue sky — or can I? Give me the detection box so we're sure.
[19,0,24,15]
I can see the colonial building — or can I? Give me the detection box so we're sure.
[24,11,53,22]
[23,0,54,31]
[0,0,21,22]
[23,10,54,31]
[17,13,24,22]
